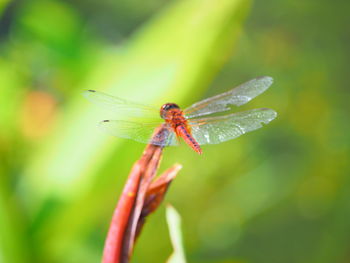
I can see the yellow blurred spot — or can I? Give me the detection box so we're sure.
[127,192,136,197]
[20,91,57,139]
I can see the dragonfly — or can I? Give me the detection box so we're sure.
[84,76,277,154]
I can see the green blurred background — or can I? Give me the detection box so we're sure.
[1,0,349,262]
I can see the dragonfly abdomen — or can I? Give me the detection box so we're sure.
[176,125,202,155]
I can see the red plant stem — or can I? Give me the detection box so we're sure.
[102,125,177,263]
[102,144,164,263]
[121,145,163,262]
[102,159,143,263]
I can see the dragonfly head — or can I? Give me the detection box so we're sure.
[160,103,180,119]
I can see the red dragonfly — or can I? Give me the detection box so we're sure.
[84,76,277,154]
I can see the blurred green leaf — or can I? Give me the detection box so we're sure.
[166,205,186,263]
[17,0,81,50]
[0,0,11,17]
[0,178,30,263]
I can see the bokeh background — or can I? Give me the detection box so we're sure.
[1,0,349,262]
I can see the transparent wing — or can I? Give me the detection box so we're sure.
[83,90,159,120]
[184,76,273,119]
[99,120,178,146]
[188,108,277,145]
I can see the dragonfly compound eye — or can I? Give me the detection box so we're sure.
[160,103,180,118]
